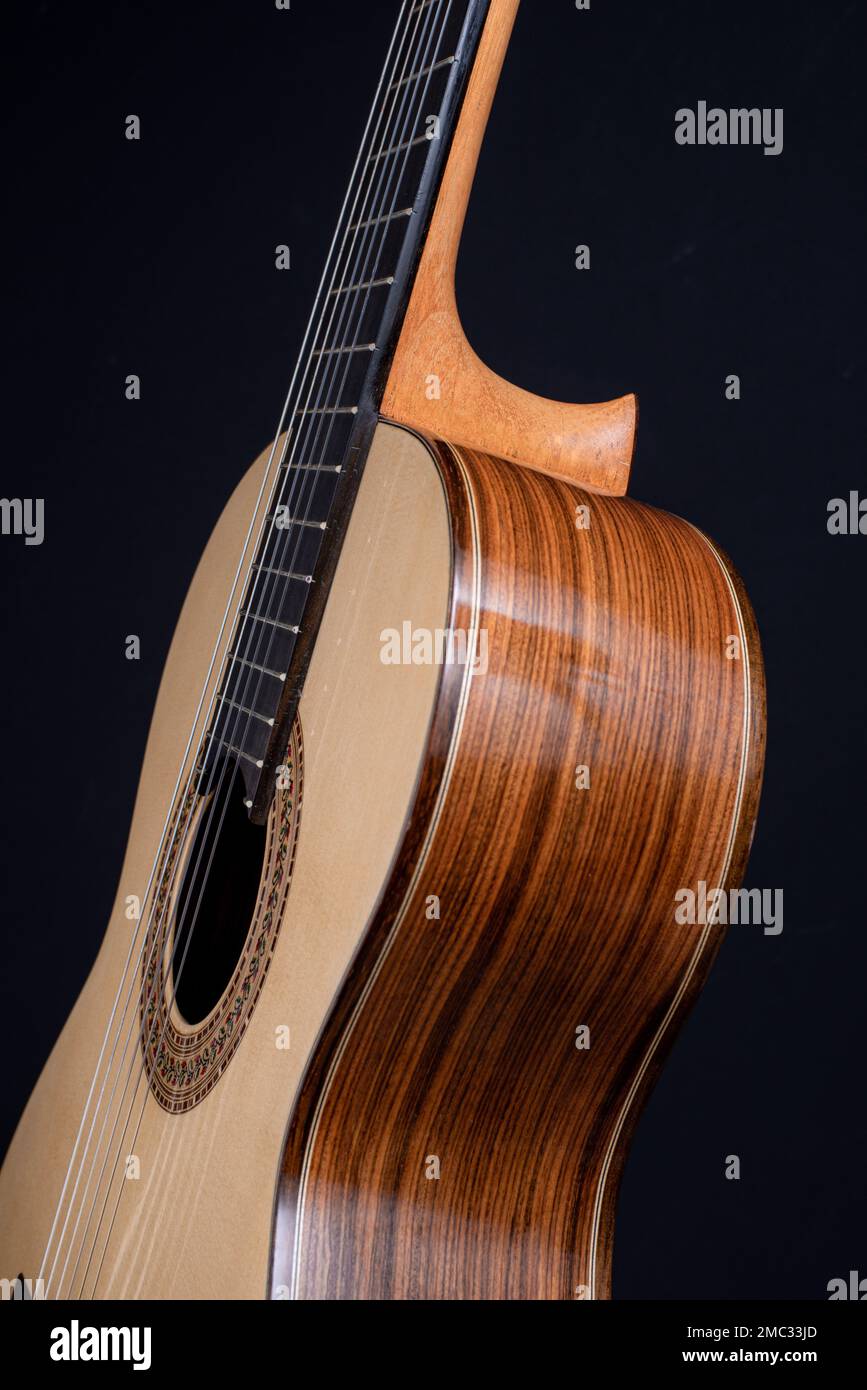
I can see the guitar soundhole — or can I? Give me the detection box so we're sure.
[143,717,302,1112]
[172,757,267,1026]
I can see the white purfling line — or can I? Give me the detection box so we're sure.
[289,437,481,1298]
[586,522,753,1300]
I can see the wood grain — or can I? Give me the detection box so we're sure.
[383,0,637,495]
[271,427,765,1300]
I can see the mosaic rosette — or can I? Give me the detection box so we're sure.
[141,718,303,1113]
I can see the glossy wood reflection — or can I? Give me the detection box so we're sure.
[271,429,765,1300]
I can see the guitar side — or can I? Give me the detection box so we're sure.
[271,424,766,1301]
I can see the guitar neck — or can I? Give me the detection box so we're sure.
[206,0,511,821]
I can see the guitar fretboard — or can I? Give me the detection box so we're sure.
[202,0,489,820]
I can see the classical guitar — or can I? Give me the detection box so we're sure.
[0,0,765,1300]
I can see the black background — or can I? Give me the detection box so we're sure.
[1,0,863,1301]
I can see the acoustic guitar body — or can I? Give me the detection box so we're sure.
[0,1,766,1301]
[0,421,763,1300]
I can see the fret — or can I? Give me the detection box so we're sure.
[227,652,287,682]
[217,693,275,727]
[266,513,327,531]
[241,609,301,636]
[209,735,263,771]
[253,562,314,583]
[371,133,433,164]
[388,55,456,93]
[410,0,438,13]
[275,413,358,481]
[328,275,394,297]
[222,662,286,716]
[226,619,297,678]
[274,455,341,516]
[295,405,358,417]
[326,246,406,346]
[211,695,270,753]
[348,207,412,232]
[267,471,339,531]
[278,461,342,475]
[241,569,311,632]
[311,342,377,358]
[257,524,323,577]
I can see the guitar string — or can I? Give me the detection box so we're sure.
[44,0,458,1298]
[216,0,456,785]
[69,0,449,1300]
[50,0,437,1300]
[37,0,417,1299]
[76,0,455,1297]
